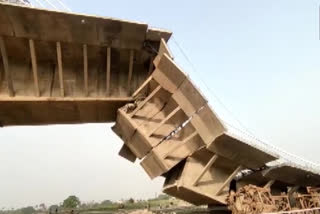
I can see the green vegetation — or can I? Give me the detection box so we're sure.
[0,206,36,214]
[0,194,180,214]
[62,196,81,209]
[79,194,178,212]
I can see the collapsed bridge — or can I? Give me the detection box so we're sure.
[1,2,320,213]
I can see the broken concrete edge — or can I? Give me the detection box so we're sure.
[113,51,210,164]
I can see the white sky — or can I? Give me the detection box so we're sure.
[0,124,164,209]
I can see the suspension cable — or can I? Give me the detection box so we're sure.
[170,35,320,171]
[171,35,254,135]
[34,0,45,8]
[54,0,71,12]
[43,0,58,10]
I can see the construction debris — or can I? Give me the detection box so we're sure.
[227,185,320,214]
[227,185,277,214]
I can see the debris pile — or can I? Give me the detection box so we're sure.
[227,185,277,214]
[227,185,320,214]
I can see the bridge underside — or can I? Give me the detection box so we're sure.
[1,2,320,209]
[0,2,170,125]
[0,99,130,126]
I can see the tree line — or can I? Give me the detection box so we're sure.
[0,194,174,214]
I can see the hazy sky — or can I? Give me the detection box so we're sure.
[1,0,320,209]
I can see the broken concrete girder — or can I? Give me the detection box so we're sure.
[112,53,207,160]
[113,37,320,209]
[113,45,278,205]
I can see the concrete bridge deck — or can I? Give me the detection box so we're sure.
[0,2,170,125]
